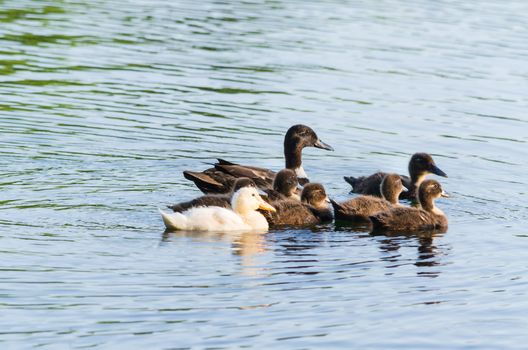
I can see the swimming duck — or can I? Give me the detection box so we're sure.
[168,178,256,213]
[183,124,334,194]
[263,168,301,202]
[263,183,333,227]
[344,152,447,201]
[331,173,407,222]
[369,179,449,232]
[160,186,276,231]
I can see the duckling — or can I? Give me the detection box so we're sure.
[264,183,333,226]
[331,173,407,222]
[183,124,334,194]
[264,168,301,202]
[168,178,256,213]
[344,153,447,201]
[160,186,276,231]
[369,179,449,232]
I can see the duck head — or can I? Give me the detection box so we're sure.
[284,125,333,180]
[301,183,330,209]
[231,187,276,215]
[273,169,299,198]
[408,153,447,186]
[231,177,257,193]
[380,173,407,205]
[417,179,448,213]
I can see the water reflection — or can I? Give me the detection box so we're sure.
[334,221,447,278]
[161,229,268,276]
[373,230,447,278]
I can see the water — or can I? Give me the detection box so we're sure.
[1,0,528,348]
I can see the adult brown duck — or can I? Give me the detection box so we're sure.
[331,173,407,222]
[369,179,449,232]
[344,152,447,201]
[183,125,333,194]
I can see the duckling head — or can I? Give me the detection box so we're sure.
[273,169,299,197]
[417,179,449,212]
[231,177,257,193]
[409,153,447,183]
[301,183,330,208]
[231,187,276,215]
[380,173,407,204]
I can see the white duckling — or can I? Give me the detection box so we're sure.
[159,186,276,231]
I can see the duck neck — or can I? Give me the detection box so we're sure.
[418,193,443,216]
[284,138,303,172]
[410,172,427,192]
[380,185,399,205]
[243,211,269,230]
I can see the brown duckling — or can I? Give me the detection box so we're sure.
[264,168,301,202]
[264,183,333,227]
[168,178,256,213]
[331,173,407,222]
[369,179,449,232]
[344,153,447,201]
[183,125,334,194]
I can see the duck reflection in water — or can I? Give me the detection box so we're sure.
[263,225,332,276]
[373,230,448,278]
[160,230,268,276]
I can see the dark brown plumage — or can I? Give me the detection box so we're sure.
[369,179,449,232]
[263,168,300,202]
[263,183,333,227]
[168,178,256,213]
[344,153,447,200]
[183,125,333,194]
[332,173,406,222]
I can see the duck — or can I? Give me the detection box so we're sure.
[183,124,334,194]
[263,183,333,227]
[168,178,256,213]
[369,179,449,232]
[263,168,301,202]
[331,173,407,222]
[344,152,447,201]
[160,186,276,232]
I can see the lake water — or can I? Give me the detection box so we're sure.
[1,0,528,349]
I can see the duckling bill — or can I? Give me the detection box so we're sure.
[344,152,447,201]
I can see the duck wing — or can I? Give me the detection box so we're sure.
[183,169,237,194]
[262,200,318,227]
[344,172,386,196]
[168,194,231,212]
[307,205,334,222]
[213,161,275,190]
[332,196,391,221]
[370,207,436,232]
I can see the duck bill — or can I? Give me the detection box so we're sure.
[401,185,409,193]
[430,164,447,178]
[313,139,334,151]
[258,201,276,212]
[440,190,450,198]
